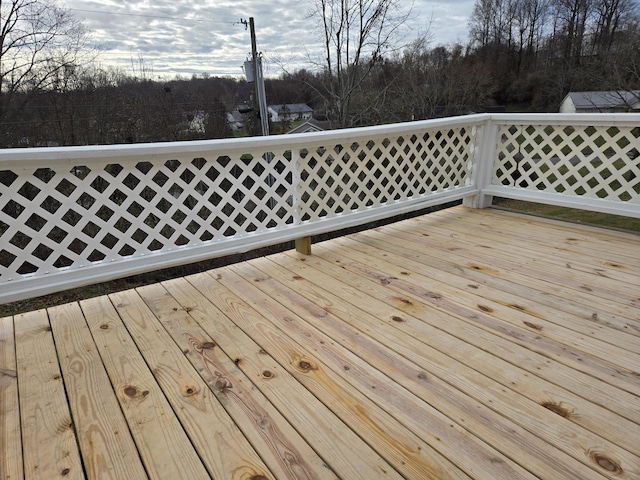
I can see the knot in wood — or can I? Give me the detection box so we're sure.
[541,401,570,418]
[523,321,543,331]
[587,451,622,474]
[183,385,198,396]
[215,378,232,392]
[297,360,316,372]
[123,385,138,397]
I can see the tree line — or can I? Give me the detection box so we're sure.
[1,0,639,148]
[1,69,237,147]
[467,0,640,107]
[303,0,640,126]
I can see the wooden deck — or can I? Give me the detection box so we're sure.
[1,206,639,480]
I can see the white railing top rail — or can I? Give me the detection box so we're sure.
[491,112,640,125]
[0,114,490,169]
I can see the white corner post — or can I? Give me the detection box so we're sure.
[464,118,498,209]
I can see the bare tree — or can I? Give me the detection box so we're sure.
[393,40,496,120]
[0,0,89,144]
[469,0,549,61]
[468,0,493,48]
[308,0,413,127]
[553,0,593,64]
[591,0,637,53]
[514,0,550,69]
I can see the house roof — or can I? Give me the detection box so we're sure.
[287,118,332,134]
[268,103,313,114]
[566,91,640,109]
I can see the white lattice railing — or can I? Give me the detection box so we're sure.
[1,113,639,303]
[473,114,640,217]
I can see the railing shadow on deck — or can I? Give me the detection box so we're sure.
[1,113,639,303]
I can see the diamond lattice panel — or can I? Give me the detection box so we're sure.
[0,153,295,281]
[494,124,640,202]
[296,127,475,222]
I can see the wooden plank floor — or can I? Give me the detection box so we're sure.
[2,205,639,480]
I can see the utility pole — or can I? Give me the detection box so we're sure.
[243,17,273,208]
[248,18,269,137]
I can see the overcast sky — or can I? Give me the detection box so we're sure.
[67,0,474,79]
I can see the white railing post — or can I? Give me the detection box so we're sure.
[463,118,497,209]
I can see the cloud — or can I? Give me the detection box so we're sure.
[69,0,473,78]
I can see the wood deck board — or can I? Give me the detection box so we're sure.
[1,316,22,480]
[161,274,401,480]
[383,215,640,321]
[357,229,640,348]
[14,310,84,480]
[389,213,640,303]
[3,206,639,480]
[48,303,148,480]
[79,295,211,480]
[274,244,640,426]
[109,288,274,480]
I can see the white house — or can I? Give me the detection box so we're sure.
[268,103,314,122]
[559,91,640,113]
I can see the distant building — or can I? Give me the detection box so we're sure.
[268,103,314,122]
[286,118,332,134]
[559,91,640,113]
[226,111,244,132]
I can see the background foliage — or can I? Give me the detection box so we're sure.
[1,0,639,147]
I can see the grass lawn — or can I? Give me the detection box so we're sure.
[492,197,640,233]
